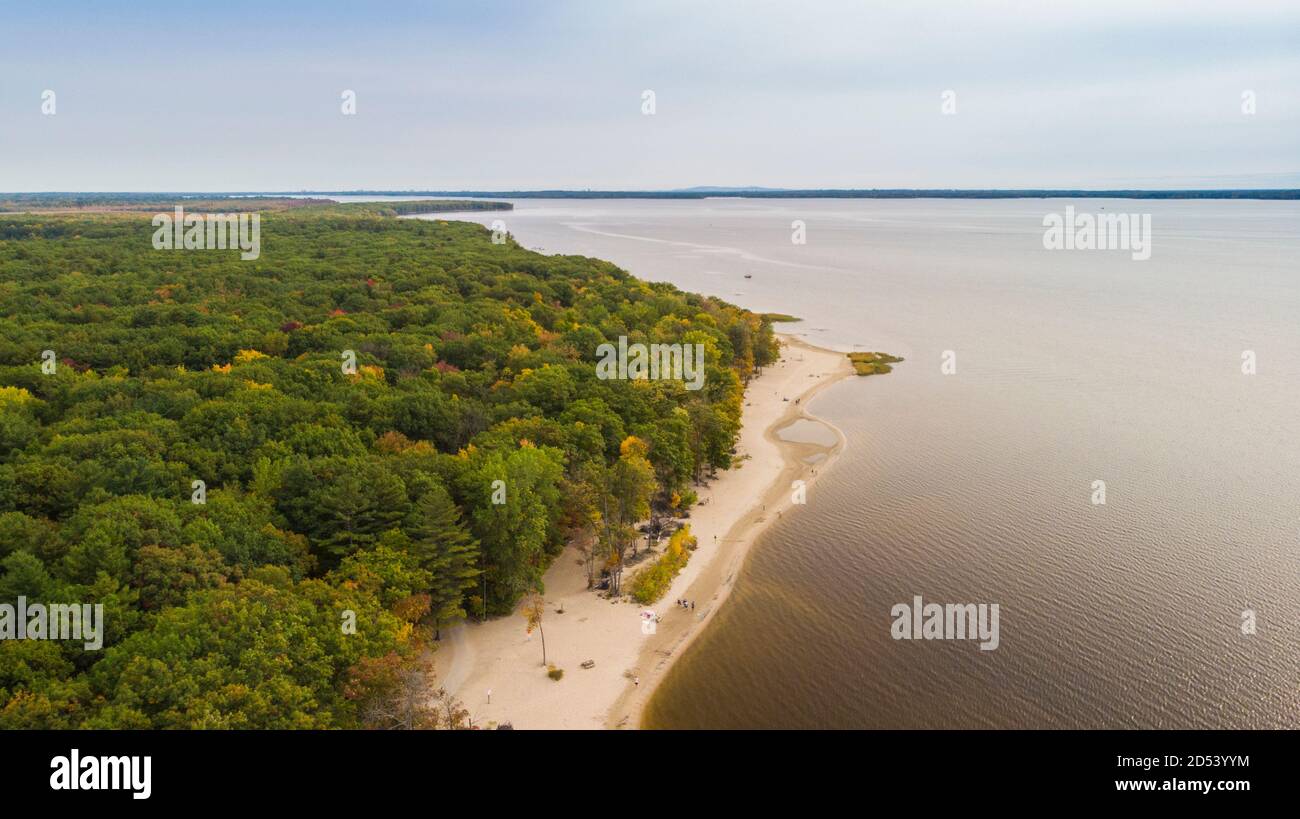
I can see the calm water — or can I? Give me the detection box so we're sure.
[433,199,1300,728]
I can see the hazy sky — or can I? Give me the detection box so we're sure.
[2,0,1297,191]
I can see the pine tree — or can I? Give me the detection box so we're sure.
[405,484,480,639]
[314,466,409,564]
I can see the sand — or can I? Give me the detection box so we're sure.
[430,335,854,729]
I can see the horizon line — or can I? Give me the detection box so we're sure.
[5,187,1300,201]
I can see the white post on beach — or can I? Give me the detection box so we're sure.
[487,688,492,705]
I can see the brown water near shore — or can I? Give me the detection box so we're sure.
[435,199,1300,729]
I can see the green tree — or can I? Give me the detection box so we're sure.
[404,484,480,639]
[311,463,408,564]
[131,542,228,611]
[457,444,564,613]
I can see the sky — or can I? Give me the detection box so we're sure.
[1,0,1298,191]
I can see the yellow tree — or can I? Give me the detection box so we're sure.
[522,591,547,666]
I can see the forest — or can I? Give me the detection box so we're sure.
[0,204,778,728]
[0,194,512,214]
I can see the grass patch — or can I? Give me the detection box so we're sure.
[847,351,904,376]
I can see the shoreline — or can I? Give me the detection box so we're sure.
[431,334,855,729]
[607,334,853,728]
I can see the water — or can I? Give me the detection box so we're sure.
[427,199,1300,728]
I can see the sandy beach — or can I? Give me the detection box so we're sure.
[431,334,854,729]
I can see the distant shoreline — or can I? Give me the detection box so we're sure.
[5,189,1299,201]
[308,188,1300,200]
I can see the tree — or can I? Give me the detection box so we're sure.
[642,408,693,497]
[566,463,607,589]
[311,462,409,564]
[457,444,564,613]
[131,542,228,611]
[575,439,655,598]
[610,436,655,558]
[86,576,410,729]
[522,591,547,666]
[511,364,576,414]
[432,686,472,729]
[560,397,626,461]
[404,484,480,638]
[333,536,432,609]
[344,651,442,730]
[728,320,755,379]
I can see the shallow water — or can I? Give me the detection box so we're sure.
[433,199,1300,728]
[775,418,839,447]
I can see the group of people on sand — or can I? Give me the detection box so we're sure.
[676,599,695,610]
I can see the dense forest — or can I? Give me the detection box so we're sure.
[0,205,778,728]
[0,194,512,214]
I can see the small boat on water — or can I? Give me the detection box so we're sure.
[744,273,752,278]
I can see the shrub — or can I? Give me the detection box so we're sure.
[630,526,697,604]
[847,351,904,376]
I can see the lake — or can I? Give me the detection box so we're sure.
[427,198,1300,728]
